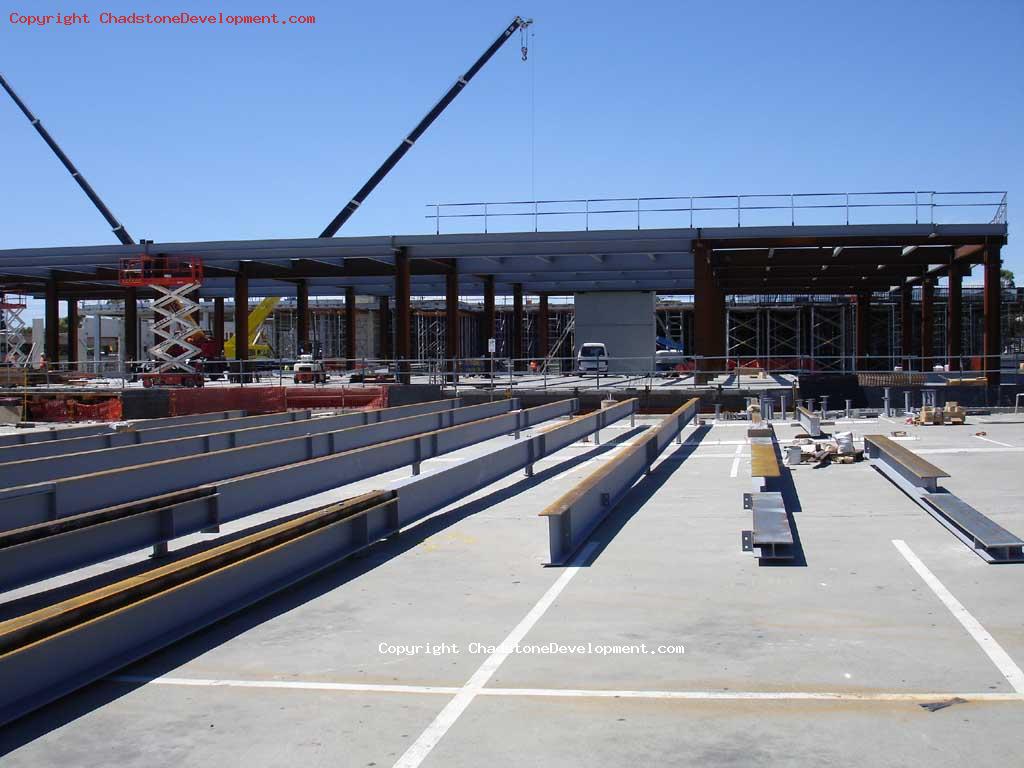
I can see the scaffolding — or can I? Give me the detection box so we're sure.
[0,294,32,366]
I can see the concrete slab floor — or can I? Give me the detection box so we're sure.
[1,418,1023,767]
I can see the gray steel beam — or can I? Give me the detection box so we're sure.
[0,395,613,725]
[0,399,577,587]
[541,398,699,564]
[392,399,637,531]
[0,399,461,487]
[0,399,518,530]
[796,406,821,438]
[0,491,399,727]
[0,409,246,449]
[0,409,303,463]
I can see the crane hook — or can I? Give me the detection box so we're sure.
[519,17,533,61]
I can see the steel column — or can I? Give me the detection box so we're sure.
[983,242,1002,387]
[445,262,459,378]
[482,274,496,356]
[212,296,225,356]
[44,279,59,364]
[512,282,524,370]
[947,269,962,369]
[233,272,249,361]
[855,292,869,367]
[296,280,309,355]
[900,285,913,370]
[920,278,934,372]
[124,289,139,362]
[378,295,391,360]
[694,240,725,381]
[395,248,411,383]
[345,285,357,369]
[66,298,78,365]
[538,293,550,361]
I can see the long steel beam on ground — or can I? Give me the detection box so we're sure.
[0,396,606,725]
[0,409,246,449]
[0,408,313,463]
[389,399,638,529]
[0,399,576,589]
[0,399,519,531]
[0,399,461,487]
[541,398,700,564]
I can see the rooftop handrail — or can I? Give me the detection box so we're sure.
[425,190,1008,234]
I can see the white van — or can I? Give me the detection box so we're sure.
[577,342,609,375]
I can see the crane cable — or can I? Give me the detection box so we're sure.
[521,23,536,201]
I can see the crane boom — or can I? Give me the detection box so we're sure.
[319,15,532,238]
[0,72,135,245]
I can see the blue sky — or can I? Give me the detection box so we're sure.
[2,0,1022,298]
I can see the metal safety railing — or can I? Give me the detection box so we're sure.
[426,191,1008,234]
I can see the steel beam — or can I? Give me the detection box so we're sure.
[0,399,461,489]
[900,284,913,370]
[0,399,575,590]
[0,399,516,530]
[0,409,291,462]
[541,398,697,564]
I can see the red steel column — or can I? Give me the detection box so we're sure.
[947,269,962,369]
[900,285,913,370]
[395,248,411,383]
[855,292,870,369]
[125,289,139,362]
[233,272,249,361]
[296,280,309,355]
[693,240,724,382]
[445,262,459,378]
[44,278,59,364]
[66,297,78,366]
[920,278,934,372]
[482,275,495,356]
[983,242,1002,387]
[538,293,550,362]
[378,295,391,360]
[212,297,225,356]
[345,286,357,369]
[512,283,524,370]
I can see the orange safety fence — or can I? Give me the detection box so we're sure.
[168,387,287,416]
[284,386,387,410]
[28,396,123,422]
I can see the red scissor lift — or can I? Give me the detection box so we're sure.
[119,255,206,387]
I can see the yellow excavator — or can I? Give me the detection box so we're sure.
[223,297,281,358]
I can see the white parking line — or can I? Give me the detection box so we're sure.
[973,434,1016,448]
[729,443,744,478]
[392,542,600,768]
[107,675,1024,702]
[893,539,1024,693]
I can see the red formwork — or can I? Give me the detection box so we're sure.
[284,386,387,411]
[168,387,287,416]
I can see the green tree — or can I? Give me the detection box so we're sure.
[1000,268,1015,288]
